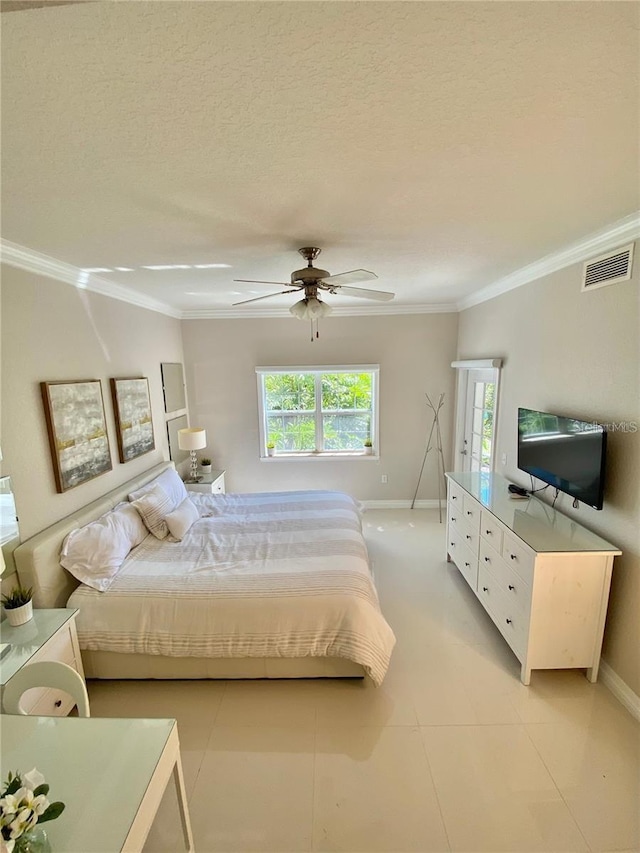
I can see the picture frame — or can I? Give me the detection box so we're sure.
[41,379,112,493]
[110,377,155,463]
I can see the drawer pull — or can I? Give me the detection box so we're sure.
[450,542,455,547]
[508,584,515,591]
[464,562,471,567]
[451,496,457,501]
[451,517,456,522]
[485,529,492,535]
[506,618,513,625]
[466,535,472,540]
[510,554,517,560]
[466,511,473,516]
[484,556,490,562]
[54,699,62,708]
[482,586,489,592]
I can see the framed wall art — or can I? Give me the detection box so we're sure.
[110,377,155,463]
[41,379,112,493]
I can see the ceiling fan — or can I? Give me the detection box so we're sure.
[233,248,395,332]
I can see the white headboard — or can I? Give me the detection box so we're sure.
[14,462,175,608]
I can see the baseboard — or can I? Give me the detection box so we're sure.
[361,499,444,510]
[599,660,640,721]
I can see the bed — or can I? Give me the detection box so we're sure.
[14,463,395,684]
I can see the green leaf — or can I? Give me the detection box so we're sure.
[33,784,49,797]
[39,801,65,823]
[5,776,21,795]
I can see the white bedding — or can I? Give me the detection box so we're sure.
[67,490,396,685]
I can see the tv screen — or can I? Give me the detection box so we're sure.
[517,408,607,510]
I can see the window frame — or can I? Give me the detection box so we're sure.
[255,364,380,459]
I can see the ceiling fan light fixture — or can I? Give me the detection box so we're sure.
[289,297,332,320]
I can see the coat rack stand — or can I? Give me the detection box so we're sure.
[411,392,447,521]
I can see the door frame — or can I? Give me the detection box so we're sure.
[451,359,502,473]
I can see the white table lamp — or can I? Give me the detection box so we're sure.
[178,427,207,483]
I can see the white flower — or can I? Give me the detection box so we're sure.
[8,807,38,839]
[22,770,45,793]
[0,794,20,821]
[1,837,15,853]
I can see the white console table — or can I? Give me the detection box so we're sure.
[445,472,621,685]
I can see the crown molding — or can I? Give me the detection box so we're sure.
[457,211,640,311]
[180,302,458,320]
[3,212,638,321]
[0,239,181,319]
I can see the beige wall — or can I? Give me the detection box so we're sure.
[182,313,459,501]
[457,253,640,694]
[1,266,185,546]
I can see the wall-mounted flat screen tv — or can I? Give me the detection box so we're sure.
[517,408,607,510]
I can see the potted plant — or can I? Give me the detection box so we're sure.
[363,439,373,455]
[199,457,212,474]
[1,766,65,853]
[2,585,34,627]
[266,442,276,457]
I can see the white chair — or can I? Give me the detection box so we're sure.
[2,661,91,717]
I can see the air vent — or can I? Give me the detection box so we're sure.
[582,243,634,292]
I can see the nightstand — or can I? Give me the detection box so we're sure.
[0,608,85,716]
[184,469,226,495]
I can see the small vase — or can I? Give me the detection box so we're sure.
[14,826,51,853]
[266,447,275,457]
[5,600,33,627]
[363,446,373,455]
[200,465,212,474]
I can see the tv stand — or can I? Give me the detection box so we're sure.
[445,472,621,685]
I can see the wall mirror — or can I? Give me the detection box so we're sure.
[0,476,20,576]
[161,363,186,413]
[167,415,189,464]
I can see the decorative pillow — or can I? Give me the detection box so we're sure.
[128,468,188,513]
[164,497,199,541]
[131,483,173,539]
[60,503,148,592]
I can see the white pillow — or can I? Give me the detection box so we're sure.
[128,468,187,513]
[164,497,199,541]
[131,483,173,539]
[60,503,148,592]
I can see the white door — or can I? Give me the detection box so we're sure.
[452,361,501,473]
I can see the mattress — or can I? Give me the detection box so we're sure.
[67,490,395,685]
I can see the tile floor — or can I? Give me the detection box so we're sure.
[87,509,640,853]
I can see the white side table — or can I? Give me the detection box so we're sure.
[0,608,85,715]
[185,469,226,495]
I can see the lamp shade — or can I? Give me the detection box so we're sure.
[289,297,332,321]
[178,427,207,451]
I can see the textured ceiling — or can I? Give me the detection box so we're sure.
[1,1,638,313]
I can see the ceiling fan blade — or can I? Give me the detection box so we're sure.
[321,269,378,286]
[233,279,294,286]
[232,290,298,306]
[330,285,395,302]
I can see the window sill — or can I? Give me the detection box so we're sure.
[260,452,380,461]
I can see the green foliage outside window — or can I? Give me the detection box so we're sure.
[263,371,374,452]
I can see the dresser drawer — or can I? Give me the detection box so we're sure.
[447,480,464,508]
[480,510,504,552]
[479,539,531,613]
[31,623,76,668]
[449,527,477,590]
[29,686,76,717]
[462,495,481,531]
[501,530,535,586]
[447,503,463,531]
[459,520,480,557]
[478,565,527,657]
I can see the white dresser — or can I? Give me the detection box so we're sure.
[0,608,85,715]
[446,472,621,685]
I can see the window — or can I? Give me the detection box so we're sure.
[256,365,379,457]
